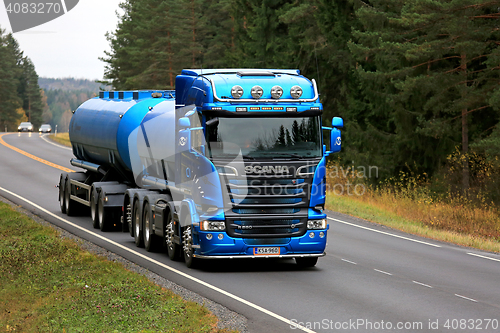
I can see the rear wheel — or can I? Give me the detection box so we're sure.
[165,211,180,260]
[59,175,66,214]
[90,189,99,229]
[98,191,110,231]
[143,202,156,252]
[133,201,144,247]
[65,178,78,216]
[295,257,318,268]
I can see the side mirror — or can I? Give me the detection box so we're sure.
[178,117,191,128]
[332,117,343,128]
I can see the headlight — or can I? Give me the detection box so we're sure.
[290,85,303,99]
[200,220,225,231]
[270,85,283,99]
[18,127,21,130]
[231,85,244,99]
[307,219,327,230]
[250,85,263,99]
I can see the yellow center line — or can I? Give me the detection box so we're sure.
[0,133,75,173]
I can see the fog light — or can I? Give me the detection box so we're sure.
[218,233,224,240]
[206,234,213,240]
[309,232,315,239]
[319,232,325,238]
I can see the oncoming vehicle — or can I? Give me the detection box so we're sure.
[18,122,33,132]
[39,124,52,133]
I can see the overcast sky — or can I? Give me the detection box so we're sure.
[0,0,123,80]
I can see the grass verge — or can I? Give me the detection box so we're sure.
[326,193,500,253]
[0,201,229,332]
[48,132,71,147]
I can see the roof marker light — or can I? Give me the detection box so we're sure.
[271,85,283,99]
[231,85,244,99]
[251,86,264,99]
[290,85,303,99]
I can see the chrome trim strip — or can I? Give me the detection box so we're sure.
[193,252,325,259]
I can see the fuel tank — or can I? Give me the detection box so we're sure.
[69,91,176,184]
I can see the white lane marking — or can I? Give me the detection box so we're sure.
[374,269,392,276]
[0,186,315,333]
[341,259,357,265]
[327,217,441,248]
[412,281,433,288]
[455,294,477,303]
[40,134,72,150]
[467,252,500,263]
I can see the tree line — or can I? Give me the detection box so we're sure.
[101,0,500,191]
[0,26,44,131]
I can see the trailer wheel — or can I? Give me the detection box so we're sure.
[98,191,110,232]
[143,202,157,252]
[133,200,144,247]
[90,188,99,229]
[65,177,78,216]
[182,225,197,268]
[295,257,318,268]
[59,175,66,214]
[165,210,180,260]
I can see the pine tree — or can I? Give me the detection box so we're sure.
[0,27,22,131]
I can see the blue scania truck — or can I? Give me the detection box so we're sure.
[58,69,343,268]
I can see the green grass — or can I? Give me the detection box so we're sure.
[0,202,228,332]
[326,193,500,253]
[48,132,71,147]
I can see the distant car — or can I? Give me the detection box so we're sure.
[18,122,33,132]
[39,124,52,133]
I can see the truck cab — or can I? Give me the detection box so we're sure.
[173,69,343,267]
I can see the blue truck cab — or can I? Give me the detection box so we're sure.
[173,69,343,267]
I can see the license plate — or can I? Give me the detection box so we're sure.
[254,247,280,255]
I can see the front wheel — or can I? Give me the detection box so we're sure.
[295,257,318,268]
[182,225,197,268]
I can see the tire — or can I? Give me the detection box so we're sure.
[65,177,78,216]
[98,191,110,232]
[90,189,99,229]
[59,175,66,214]
[126,198,134,237]
[133,200,144,247]
[165,210,180,260]
[295,257,318,268]
[182,225,197,268]
[143,202,156,252]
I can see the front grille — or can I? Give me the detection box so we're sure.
[219,164,315,238]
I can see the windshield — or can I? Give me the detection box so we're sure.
[206,116,322,159]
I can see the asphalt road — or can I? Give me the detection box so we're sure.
[1,132,500,333]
